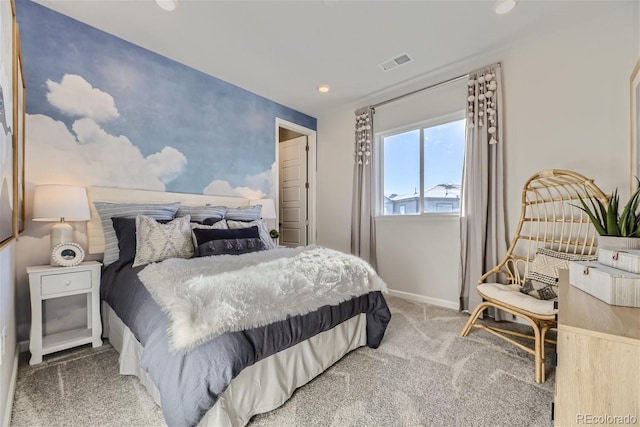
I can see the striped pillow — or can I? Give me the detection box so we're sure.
[224,205,262,221]
[94,201,181,266]
[176,205,227,223]
[520,248,598,300]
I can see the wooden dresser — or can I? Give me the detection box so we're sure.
[554,270,640,426]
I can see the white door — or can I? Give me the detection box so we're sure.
[279,135,307,247]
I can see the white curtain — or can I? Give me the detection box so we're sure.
[351,107,377,269]
[459,64,508,316]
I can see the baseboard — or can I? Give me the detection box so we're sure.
[17,341,28,353]
[2,350,18,427]
[387,289,458,311]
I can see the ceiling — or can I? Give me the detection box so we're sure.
[33,0,630,118]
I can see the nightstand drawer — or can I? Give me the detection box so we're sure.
[41,270,92,295]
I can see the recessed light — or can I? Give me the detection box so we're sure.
[318,85,330,93]
[156,0,178,11]
[494,0,518,15]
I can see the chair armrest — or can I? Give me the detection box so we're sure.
[478,257,525,286]
[478,266,510,285]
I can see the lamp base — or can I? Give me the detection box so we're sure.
[50,222,74,265]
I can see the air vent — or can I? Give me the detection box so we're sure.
[378,52,413,72]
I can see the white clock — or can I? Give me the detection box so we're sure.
[51,242,85,267]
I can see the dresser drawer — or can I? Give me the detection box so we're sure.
[41,270,92,296]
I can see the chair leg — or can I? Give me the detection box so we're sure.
[532,322,543,383]
[460,302,491,337]
[539,323,553,383]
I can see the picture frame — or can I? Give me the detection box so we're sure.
[631,58,640,191]
[0,0,15,249]
[13,21,24,234]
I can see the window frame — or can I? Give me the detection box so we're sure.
[375,110,466,218]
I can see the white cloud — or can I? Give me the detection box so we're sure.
[203,180,267,200]
[46,74,119,122]
[203,180,234,196]
[145,147,188,184]
[27,75,187,194]
[244,170,271,190]
[26,113,186,190]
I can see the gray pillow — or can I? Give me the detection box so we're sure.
[94,201,180,266]
[133,215,194,267]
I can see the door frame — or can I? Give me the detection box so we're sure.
[275,118,317,245]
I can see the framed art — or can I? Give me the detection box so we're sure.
[0,0,15,248]
[631,58,640,191]
[13,21,24,234]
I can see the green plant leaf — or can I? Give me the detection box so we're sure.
[574,193,607,236]
[605,189,620,236]
[619,188,640,236]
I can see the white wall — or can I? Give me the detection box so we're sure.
[0,242,17,427]
[316,4,638,308]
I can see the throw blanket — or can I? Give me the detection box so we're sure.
[138,246,387,352]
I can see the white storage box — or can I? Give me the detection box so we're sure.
[598,247,640,274]
[569,261,640,308]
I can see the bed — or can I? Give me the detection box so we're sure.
[87,186,392,427]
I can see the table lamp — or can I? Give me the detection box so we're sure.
[33,184,90,249]
[249,198,277,229]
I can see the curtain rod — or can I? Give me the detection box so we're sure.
[370,72,469,110]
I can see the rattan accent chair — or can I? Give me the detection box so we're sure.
[459,169,608,383]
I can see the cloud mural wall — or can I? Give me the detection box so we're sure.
[13,0,316,339]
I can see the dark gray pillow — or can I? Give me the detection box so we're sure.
[112,217,172,266]
[202,217,225,226]
[192,226,260,246]
[196,238,265,257]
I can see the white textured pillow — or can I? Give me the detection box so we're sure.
[133,215,194,267]
[520,248,598,300]
[94,201,180,266]
[226,219,276,249]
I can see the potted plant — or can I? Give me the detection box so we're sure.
[269,229,280,245]
[576,178,640,249]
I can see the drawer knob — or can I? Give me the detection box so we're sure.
[65,280,71,286]
[583,267,590,275]
[612,252,619,261]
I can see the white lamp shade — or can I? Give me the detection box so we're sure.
[494,0,518,14]
[249,198,277,220]
[33,184,90,222]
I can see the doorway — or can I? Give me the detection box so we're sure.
[275,119,316,247]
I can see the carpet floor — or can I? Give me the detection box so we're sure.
[11,296,555,427]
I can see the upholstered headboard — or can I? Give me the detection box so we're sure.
[87,186,249,254]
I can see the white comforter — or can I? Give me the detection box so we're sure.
[138,246,387,351]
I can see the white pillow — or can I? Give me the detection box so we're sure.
[133,215,194,267]
[94,201,180,266]
[226,219,275,249]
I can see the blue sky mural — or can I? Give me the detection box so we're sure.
[16,0,316,198]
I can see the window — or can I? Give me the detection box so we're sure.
[379,113,465,215]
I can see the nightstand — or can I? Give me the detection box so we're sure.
[27,261,103,365]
